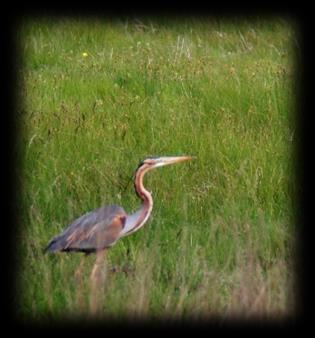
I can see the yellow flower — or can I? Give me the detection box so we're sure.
[82,52,88,57]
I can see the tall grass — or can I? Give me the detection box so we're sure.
[17,16,296,321]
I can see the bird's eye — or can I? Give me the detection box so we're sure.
[143,157,159,164]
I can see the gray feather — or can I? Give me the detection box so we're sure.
[45,205,126,253]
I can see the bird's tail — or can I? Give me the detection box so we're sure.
[44,240,60,253]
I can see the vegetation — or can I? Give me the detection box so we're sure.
[17,16,296,321]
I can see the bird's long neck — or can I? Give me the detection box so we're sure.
[134,164,153,208]
[121,164,153,237]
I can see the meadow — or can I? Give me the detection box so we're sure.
[17,16,296,321]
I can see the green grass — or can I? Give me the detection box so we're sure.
[17,16,296,321]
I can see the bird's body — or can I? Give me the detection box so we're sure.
[45,156,192,254]
[45,205,127,253]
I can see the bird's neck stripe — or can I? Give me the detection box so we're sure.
[134,164,152,204]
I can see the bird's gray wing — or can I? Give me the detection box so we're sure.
[45,205,127,253]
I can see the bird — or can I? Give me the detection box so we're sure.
[45,156,193,254]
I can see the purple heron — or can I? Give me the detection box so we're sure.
[45,156,193,254]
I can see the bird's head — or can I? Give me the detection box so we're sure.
[138,156,194,170]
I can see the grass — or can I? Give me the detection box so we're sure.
[17,16,296,321]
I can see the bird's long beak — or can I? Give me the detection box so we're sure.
[158,156,194,167]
